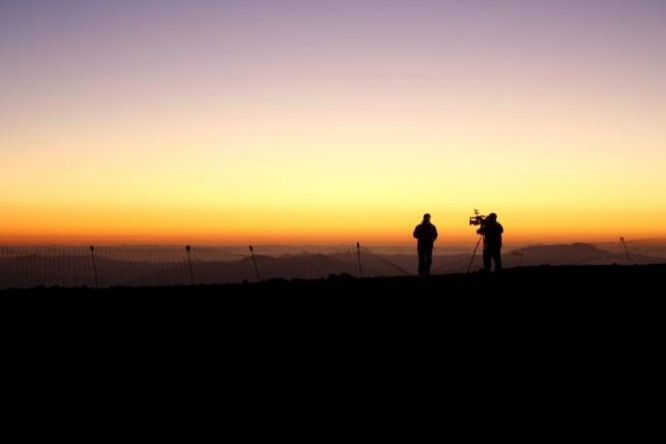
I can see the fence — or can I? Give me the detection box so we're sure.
[0,244,417,290]
[8,241,646,290]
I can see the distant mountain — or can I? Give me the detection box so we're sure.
[593,238,666,258]
[509,242,620,266]
[507,242,666,266]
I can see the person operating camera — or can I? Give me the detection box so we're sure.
[476,212,504,272]
[413,213,438,277]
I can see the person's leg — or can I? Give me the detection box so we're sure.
[417,246,426,276]
[482,249,492,272]
[424,250,433,276]
[494,248,502,272]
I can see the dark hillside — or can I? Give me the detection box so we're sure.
[3,264,661,437]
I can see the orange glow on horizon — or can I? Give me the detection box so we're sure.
[2,203,663,248]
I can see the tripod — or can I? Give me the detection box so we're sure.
[466,234,483,274]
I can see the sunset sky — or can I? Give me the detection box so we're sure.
[1,0,665,247]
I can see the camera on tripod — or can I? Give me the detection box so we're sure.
[468,209,486,226]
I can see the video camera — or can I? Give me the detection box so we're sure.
[468,209,486,226]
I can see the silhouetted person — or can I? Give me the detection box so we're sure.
[413,213,438,277]
[476,212,503,272]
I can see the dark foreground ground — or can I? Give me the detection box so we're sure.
[3,264,663,438]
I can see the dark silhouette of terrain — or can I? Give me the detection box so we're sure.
[2,264,661,437]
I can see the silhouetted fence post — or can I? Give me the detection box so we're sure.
[90,246,98,288]
[356,242,363,278]
[249,245,261,282]
[620,237,631,264]
[512,249,525,267]
[186,245,195,285]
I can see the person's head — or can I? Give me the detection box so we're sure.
[487,213,497,221]
[423,213,431,222]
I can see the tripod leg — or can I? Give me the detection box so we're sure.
[466,235,483,274]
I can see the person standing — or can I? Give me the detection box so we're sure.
[476,212,504,272]
[413,213,438,277]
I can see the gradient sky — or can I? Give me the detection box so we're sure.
[1,0,665,246]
